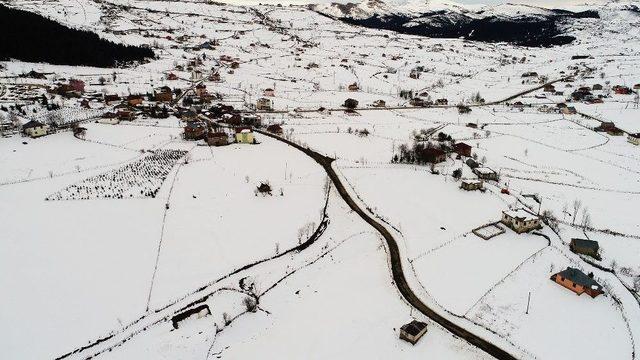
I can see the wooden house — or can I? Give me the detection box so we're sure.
[543,84,556,92]
[550,267,603,298]
[69,79,85,93]
[127,95,144,107]
[372,99,386,108]
[166,73,179,81]
[104,94,121,105]
[183,121,206,140]
[501,208,541,234]
[347,83,359,92]
[267,124,283,135]
[206,132,229,146]
[399,320,428,345]
[410,98,425,107]
[434,98,448,106]
[154,86,173,102]
[457,105,472,114]
[570,238,600,260]
[117,110,136,121]
[453,142,472,157]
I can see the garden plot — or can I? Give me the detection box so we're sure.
[467,248,633,360]
[46,149,187,200]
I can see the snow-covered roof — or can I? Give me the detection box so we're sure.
[474,167,496,175]
[503,208,538,221]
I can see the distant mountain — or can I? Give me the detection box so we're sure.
[310,0,600,46]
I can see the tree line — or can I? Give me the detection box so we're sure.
[0,5,154,67]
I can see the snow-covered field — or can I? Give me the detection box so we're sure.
[1,0,640,359]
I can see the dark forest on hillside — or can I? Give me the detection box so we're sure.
[0,5,154,67]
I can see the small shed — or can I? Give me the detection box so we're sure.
[461,179,483,191]
[171,304,211,329]
[570,238,600,259]
[474,167,498,181]
[267,124,283,135]
[399,320,428,345]
[453,142,472,157]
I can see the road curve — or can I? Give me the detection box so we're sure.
[256,129,519,360]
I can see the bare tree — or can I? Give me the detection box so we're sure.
[580,207,592,229]
[572,199,582,225]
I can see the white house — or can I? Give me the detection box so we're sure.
[22,120,49,138]
[256,97,273,111]
[628,133,640,146]
[501,208,542,234]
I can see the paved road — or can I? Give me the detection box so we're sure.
[255,128,519,360]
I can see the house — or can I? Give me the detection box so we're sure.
[230,61,240,69]
[421,147,446,163]
[634,84,640,90]
[474,167,498,181]
[22,120,49,138]
[167,73,179,81]
[550,267,604,298]
[347,83,359,92]
[561,106,577,115]
[501,208,542,234]
[263,88,275,97]
[154,86,173,102]
[104,94,120,105]
[372,99,386,108]
[183,121,206,140]
[594,122,616,132]
[266,124,283,135]
[181,110,198,122]
[206,132,229,146]
[69,79,85,93]
[256,98,273,111]
[512,101,525,110]
[466,158,479,169]
[592,83,603,90]
[208,72,221,82]
[127,95,144,106]
[570,238,600,259]
[410,98,425,107]
[98,112,119,125]
[409,69,420,79]
[453,142,472,157]
[521,71,538,78]
[171,304,211,329]
[466,122,478,129]
[612,85,632,95]
[117,110,136,121]
[457,105,472,114]
[191,69,203,81]
[399,320,428,345]
[235,127,255,144]
[628,133,640,146]
[242,114,262,127]
[434,98,448,106]
[195,83,208,97]
[461,179,483,191]
[607,127,624,136]
[399,90,413,100]
[543,84,556,92]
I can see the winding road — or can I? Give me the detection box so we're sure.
[254,129,519,360]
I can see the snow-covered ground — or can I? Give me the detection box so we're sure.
[1,0,640,359]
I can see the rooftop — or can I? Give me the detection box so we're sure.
[503,208,538,221]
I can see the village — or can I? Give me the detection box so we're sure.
[1,0,640,359]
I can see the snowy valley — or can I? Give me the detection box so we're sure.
[1,0,640,359]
